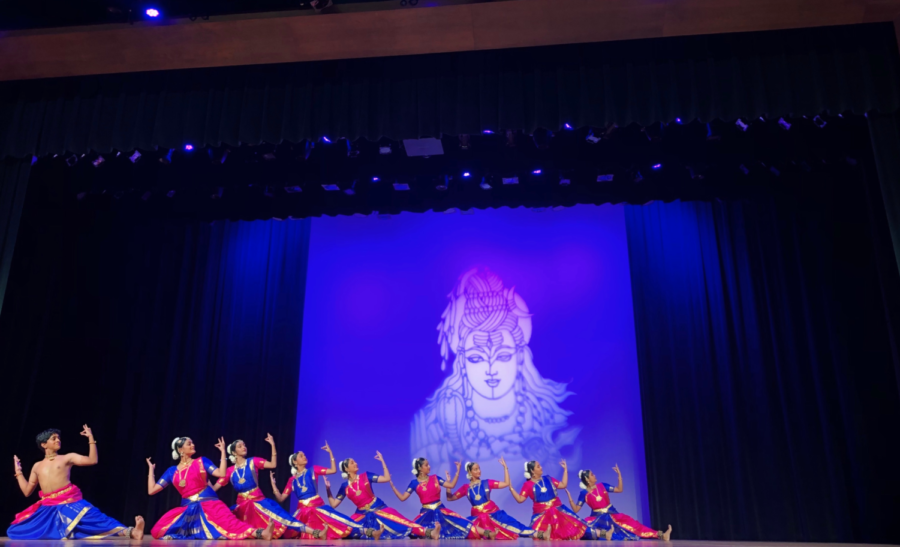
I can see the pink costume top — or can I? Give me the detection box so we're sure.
[579,483,618,513]
[405,475,446,509]
[157,457,220,501]
[519,476,563,514]
[336,472,384,511]
[451,480,502,515]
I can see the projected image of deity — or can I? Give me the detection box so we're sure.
[411,267,581,481]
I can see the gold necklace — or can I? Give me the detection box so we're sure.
[236,460,248,484]
[471,480,482,501]
[296,468,308,492]
[176,459,192,487]
[46,453,57,461]
[538,477,548,493]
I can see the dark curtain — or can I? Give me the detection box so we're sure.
[868,112,900,279]
[625,162,900,542]
[0,157,30,316]
[1,23,898,158]
[0,176,311,533]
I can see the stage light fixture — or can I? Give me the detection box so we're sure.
[462,172,471,178]
[778,118,791,131]
[597,174,614,182]
[284,186,302,193]
[676,118,683,124]
[146,8,160,17]
[393,182,410,191]
[184,144,194,151]
[564,123,573,130]
[502,177,519,185]
[322,183,340,191]
[480,177,492,190]
[813,115,827,129]
[532,169,542,175]
[735,119,749,132]
[65,155,78,167]
[31,156,38,166]
[322,136,332,143]
[652,163,662,170]
[129,151,142,163]
[371,177,380,182]
[483,129,494,134]
[92,155,105,168]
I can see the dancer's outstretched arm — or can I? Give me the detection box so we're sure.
[323,478,343,508]
[388,479,412,501]
[444,461,462,489]
[270,472,290,503]
[147,458,164,495]
[261,434,277,469]
[610,464,623,493]
[211,437,228,478]
[564,489,583,512]
[373,451,392,483]
[496,456,511,488]
[13,456,37,497]
[67,425,98,467]
[508,482,527,503]
[320,441,337,474]
[557,459,569,489]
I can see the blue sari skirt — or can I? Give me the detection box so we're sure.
[414,503,473,539]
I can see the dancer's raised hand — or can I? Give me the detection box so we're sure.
[612,464,621,475]
[14,455,22,474]
[270,471,277,487]
[265,433,275,446]
[560,459,568,470]
[146,457,155,472]
[322,441,332,454]
[374,451,384,463]
[80,424,93,438]
[215,437,226,453]
[498,456,507,468]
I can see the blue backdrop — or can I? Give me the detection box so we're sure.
[296,204,647,524]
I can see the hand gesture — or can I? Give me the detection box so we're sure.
[270,471,277,486]
[323,477,331,488]
[80,424,93,439]
[14,455,22,474]
[612,463,621,475]
[146,458,156,472]
[215,437,226,453]
[499,456,507,468]
[265,433,275,446]
[454,461,461,471]
[445,471,451,481]
[322,441,332,454]
[560,459,568,470]
[374,451,384,463]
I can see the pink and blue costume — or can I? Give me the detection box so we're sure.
[336,471,428,539]
[578,482,659,540]
[451,480,533,540]
[280,465,361,539]
[520,477,595,540]
[405,475,472,539]
[215,456,308,539]
[8,484,131,539]
[150,457,258,539]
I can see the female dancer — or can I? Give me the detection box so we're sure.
[324,452,440,539]
[445,457,533,540]
[565,466,671,541]
[389,457,476,540]
[270,441,375,539]
[147,437,274,540]
[508,459,595,540]
[211,435,315,539]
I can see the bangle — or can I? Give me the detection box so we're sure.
[14,472,23,478]
[89,441,97,445]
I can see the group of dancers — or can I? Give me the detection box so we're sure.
[10,426,673,541]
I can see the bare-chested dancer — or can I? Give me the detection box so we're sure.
[10,425,145,540]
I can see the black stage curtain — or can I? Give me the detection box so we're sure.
[625,162,900,542]
[0,178,311,533]
[0,157,29,316]
[1,24,898,159]
[868,112,900,279]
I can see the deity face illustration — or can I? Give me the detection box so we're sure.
[411,267,580,494]
[461,330,518,400]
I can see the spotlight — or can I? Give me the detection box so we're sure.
[502,177,519,185]
[735,119,749,132]
[184,144,194,151]
[129,151,142,163]
[322,136,332,143]
[322,183,340,191]
[532,169,542,175]
[482,129,494,134]
[462,172,471,178]
[479,177,492,190]
[597,174,614,182]
[778,118,791,131]
[92,155,105,168]
[393,182,410,191]
[675,118,682,124]
[371,177,380,182]
[145,8,160,17]
[564,123,573,130]
[284,186,303,193]
[652,164,662,170]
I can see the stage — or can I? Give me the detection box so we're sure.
[0,541,896,547]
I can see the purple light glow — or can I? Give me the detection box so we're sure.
[322,136,332,143]
[371,177,380,182]
[184,144,194,151]
[533,169,542,175]
[145,8,160,17]
[462,172,471,178]
[482,129,494,134]
[564,123,573,130]
[652,164,662,170]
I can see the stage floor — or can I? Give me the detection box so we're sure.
[0,541,896,547]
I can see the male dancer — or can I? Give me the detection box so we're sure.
[10,425,145,539]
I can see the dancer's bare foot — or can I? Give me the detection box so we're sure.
[131,517,145,540]
[662,525,672,542]
[371,524,384,541]
[261,521,275,540]
[430,523,441,540]
[607,527,615,541]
